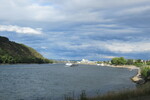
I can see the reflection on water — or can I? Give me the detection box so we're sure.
[0,64,137,100]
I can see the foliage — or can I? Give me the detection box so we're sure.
[0,36,53,64]
[111,57,127,65]
[88,82,150,100]
[147,62,150,65]
[126,59,134,65]
[134,62,144,67]
[136,59,142,63]
[66,82,150,100]
[141,66,150,79]
[110,57,147,67]
[0,55,53,64]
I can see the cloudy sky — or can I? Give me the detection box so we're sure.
[0,0,150,60]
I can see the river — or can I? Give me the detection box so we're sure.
[0,64,137,100]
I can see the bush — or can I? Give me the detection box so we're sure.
[147,62,150,65]
[134,62,144,67]
[126,59,134,65]
[0,55,53,64]
[141,66,150,79]
[111,57,127,65]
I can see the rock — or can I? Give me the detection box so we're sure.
[132,75,145,84]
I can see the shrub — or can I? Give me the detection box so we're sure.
[147,62,150,65]
[126,59,134,65]
[111,57,127,65]
[141,66,150,79]
[134,62,144,67]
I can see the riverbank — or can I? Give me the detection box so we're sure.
[83,82,150,100]
[107,65,145,84]
[77,63,144,84]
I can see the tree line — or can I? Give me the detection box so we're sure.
[0,55,53,64]
[111,57,150,80]
[111,57,150,66]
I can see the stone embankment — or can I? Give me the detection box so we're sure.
[109,65,145,84]
[131,68,145,84]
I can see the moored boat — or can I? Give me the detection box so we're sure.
[65,62,78,67]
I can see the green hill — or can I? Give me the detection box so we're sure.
[0,36,53,64]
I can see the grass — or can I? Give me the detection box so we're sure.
[88,82,150,100]
[64,82,150,100]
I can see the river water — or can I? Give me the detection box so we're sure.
[0,64,137,100]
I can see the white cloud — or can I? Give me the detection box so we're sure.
[118,6,150,15]
[0,0,149,23]
[0,0,150,60]
[104,41,150,53]
[0,0,66,22]
[0,25,42,34]
[50,0,150,10]
[59,39,150,54]
[74,24,140,35]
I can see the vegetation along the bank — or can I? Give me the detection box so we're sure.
[65,82,150,100]
[141,66,150,81]
[0,36,53,64]
[110,57,149,66]
[110,57,150,80]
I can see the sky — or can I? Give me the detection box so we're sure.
[0,0,150,60]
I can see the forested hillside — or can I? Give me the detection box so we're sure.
[0,36,53,64]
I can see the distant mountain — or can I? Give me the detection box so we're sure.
[0,36,53,64]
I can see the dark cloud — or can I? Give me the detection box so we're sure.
[0,0,150,60]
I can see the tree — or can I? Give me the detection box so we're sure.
[118,57,127,65]
[147,61,150,65]
[136,59,142,63]
[111,58,119,65]
[134,59,144,67]
[126,59,134,65]
[111,57,127,65]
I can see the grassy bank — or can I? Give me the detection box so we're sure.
[65,82,150,100]
[87,82,150,100]
[141,66,150,80]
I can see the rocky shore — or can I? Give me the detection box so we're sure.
[108,65,145,84]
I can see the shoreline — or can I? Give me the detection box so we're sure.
[78,63,145,84]
[107,65,145,84]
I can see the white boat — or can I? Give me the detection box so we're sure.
[65,62,73,66]
[97,63,104,66]
[65,62,78,67]
[97,64,100,66]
